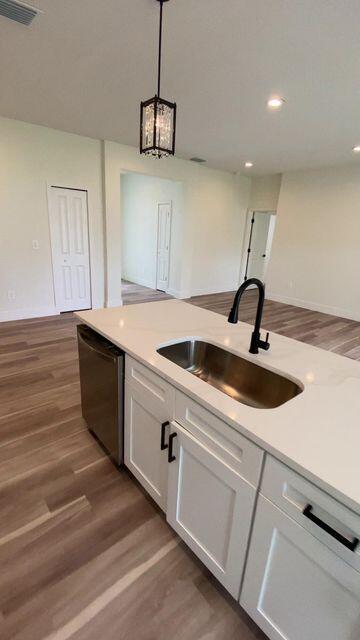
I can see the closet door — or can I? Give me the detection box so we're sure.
[48,187,91,311]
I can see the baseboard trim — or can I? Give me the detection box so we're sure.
[0,306,58,323]
[189,285,237,298]
[122,276,156,290]
[105,298,123,308]
[167,288,191,299]
[266,292,360,322]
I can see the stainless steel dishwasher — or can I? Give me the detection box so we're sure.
[77,324,124,466]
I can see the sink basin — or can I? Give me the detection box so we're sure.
[157,340,302,409]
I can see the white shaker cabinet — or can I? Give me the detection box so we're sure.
[124,357,263,598]
[124,357,175,510]
[241,494,360,640]
[166,421,257,598]
[124,354,360,637]
[124,384,170,510]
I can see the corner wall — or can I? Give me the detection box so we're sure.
[249,174,282,211]
[266,165,360,320]
[0,117,104,321]
[190,172,251,296]
[0,116,251,321]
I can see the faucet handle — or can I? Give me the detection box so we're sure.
[259,331,270,351]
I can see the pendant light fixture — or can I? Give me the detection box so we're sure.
[140,0,176,158]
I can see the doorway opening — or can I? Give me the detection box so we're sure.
[242,211,276,283]
[120,172,183,299]
[48,186,92,312]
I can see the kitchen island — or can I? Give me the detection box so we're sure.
[76,299,360,640]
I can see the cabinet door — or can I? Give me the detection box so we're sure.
[240,495,360,640]
[166,422,256,598]
[125,383,170,510]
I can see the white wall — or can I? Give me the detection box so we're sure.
[121,173,184,292]
[267,165,360,320]
[104,141,251,302]
[0,116,251,320]
[190,172,251,296]
[4,115,358,322]
[249,174,282,211]
[0,116,104,321]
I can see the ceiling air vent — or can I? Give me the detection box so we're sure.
[0,0,41,25]
[190,157,206,163]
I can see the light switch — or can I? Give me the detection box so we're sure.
[32,240,39,250]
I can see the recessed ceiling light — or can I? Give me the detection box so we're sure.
[352,145,360,153]
[267,96,285,109]
[244,162,253,168]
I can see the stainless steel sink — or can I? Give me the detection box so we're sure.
[157,340,302,409]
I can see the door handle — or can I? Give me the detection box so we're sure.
[303,504,359,552]
[160,421,169,450]
[168,432,177,463]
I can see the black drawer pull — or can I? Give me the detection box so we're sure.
[160,421,169,450]
[303,504,359,552]
[168,432,177,463]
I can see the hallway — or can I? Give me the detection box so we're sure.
[121,280,173,305]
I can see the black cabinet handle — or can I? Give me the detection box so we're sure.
[160,421,169,450]
[303,504,359,552]
[168,432,177,463]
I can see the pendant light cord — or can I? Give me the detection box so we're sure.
[157,0,163,97]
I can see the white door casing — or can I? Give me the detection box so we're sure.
[166,421,256,598]
[156,202,172,292]
[240,210,276,284]
[48,187,91,312]
[247,212,272,282]
[263,214,276,279]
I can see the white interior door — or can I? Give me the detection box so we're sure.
[247,212,272,281]
[156,202,172,292]
[48,187,91,312]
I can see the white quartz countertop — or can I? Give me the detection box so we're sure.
[76,300,360,515]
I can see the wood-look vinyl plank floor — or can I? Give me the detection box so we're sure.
[187,290,360,361]
[121,280,173,305]
[0,289,359,639]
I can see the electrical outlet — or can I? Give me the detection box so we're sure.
[32,240,39,250]
[7,290,15,300]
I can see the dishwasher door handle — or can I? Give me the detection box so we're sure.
[77,330,116,362]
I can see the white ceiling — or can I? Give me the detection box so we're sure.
[1,0,360,175]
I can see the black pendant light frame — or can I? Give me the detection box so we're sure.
[140,0,177,157]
